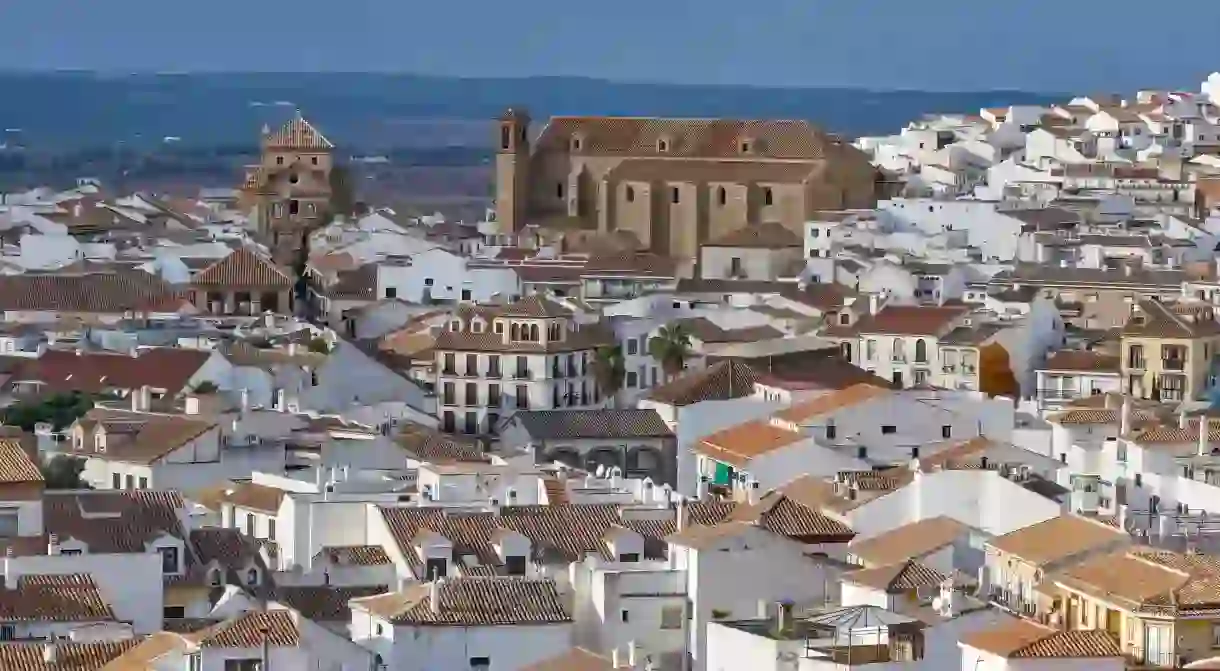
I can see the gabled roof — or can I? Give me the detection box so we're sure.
[10,347,212,396]
[645,360,756,406]
[188,610,300,647]
[0,271,189,314]
[1121,299,1220,339]
[986,514,1128,566]
[703,222,803,248]
[0,439,44,485]
[830,304,970,337]
[40,490,186,555]
[847,516,969,567]
[263,113,334,150]
[0,640,137,670]
[843,560,951,593]
[510,409,672,440]
[961,619,1121,659]
[0,574,114,622]
[192,248,293,288]
[72,409,217,466]
[351,577,571,626]
[499,294,572,318]
[535,117,839,160]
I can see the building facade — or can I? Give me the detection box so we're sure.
[243,111,335,266]
[493,110,879,266]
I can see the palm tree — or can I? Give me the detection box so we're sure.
[649,324,693,381]
[592,345,626,407]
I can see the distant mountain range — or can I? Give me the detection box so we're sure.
[0,72,1065,153]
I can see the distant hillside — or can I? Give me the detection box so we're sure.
[0,72,1064,153]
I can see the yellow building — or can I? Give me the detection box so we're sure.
[1120,299,1220,401]
[1045,547,1220,668]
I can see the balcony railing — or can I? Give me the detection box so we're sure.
[1129,358,1146,370]
[989,588,1038,617]
[1126,646,1176,668]
[1038,388,1080,401]
[513,369,532,380]
[1162,358,1186,371]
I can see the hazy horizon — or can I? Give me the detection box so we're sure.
[3,0,1218,92]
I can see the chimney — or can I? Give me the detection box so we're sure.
[1120,397,1132,435]
[1180,412,1189,429]
[429,579,442,615]
[239,388,249,414]
[130,386,150,412]
[47,534,59,556]
[696,476,709,500]
[627,641,638,668]
[42,639,56,664]
[611,649,622,669]
[868,293,882,315]
[1200,417,1210,457]
[676,499,687,532]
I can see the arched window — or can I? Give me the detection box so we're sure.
[510,323,520,341]
[717,187,727,206]
[914,339,927,363]
[764,188,774,206]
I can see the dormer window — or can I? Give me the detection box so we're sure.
[471,319,485,333]
[450,321,461,331]
[208,567,222,587]
[246,568,259,586]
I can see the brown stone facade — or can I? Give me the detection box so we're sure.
[494,110,880,265]
[242,112,334,267]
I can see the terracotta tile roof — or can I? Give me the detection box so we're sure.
[434,319,613,354]
[961,619,1121,658]
[0,439,44,484]
[606,158,821,184]
[769,473,909,516]
[521,648,615,671]
[844,560,950,593]
[378,501,734,575]
[192,248,293,288]
[704,222,803,248]
[392,423,488,463]
[70,409,216,466]
[987,514,1128,566]
[189,528,262,567]
[772,383,891,424]
[192,481,288,515]
[499,295,572,318]
[0,271,189,314]
[644,360,756,406]
[0,574,114,622]
[1050,406,1162,427]
[1053,547,1220,615]
[0,640,138,670]
[189,609,300,647]
[829,304,969,337]
[320,545,391,566]
[43,490,186,555]
[581,252,679,279]
[848,516,969,567]
[272,585,386,622]
[678,317,784,344]
[664,521,755,549]
[695,419,803,468]
[1121,299,1220,338]
[263,113,334,150]
[1129,417,1220,444]
[536,117,840,160]
[325,263,378,300]
[11,348,212,396]
[727,490,855,541]
[351,577,571,626]
[509,409,672,440]
[1041,350,1121,373]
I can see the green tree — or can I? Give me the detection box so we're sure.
[591,345,626,407]
[328,163,356,219]
[40,455,89,490]
[1,392,97,432]
[649,324,694,381]
[307,337,333,355]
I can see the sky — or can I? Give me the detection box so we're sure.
[2,0,1219,92]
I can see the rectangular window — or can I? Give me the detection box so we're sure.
[385,287,397,299]
[826,425,837,440]
[470,658,491,671]
[426,557,447,580]
[138,477,148,489]
[882,425,897,434]
[621,609,630,622]
[671,187,680,204]
[112,473,121,489]
[245,514,254,536]
[627,338,638,355]
[941,425,952,439]
[660,605,684,629]
[626,371,638,388]
[164,605,186,619]
[159,546,179,574]
[268,519,276,540]
[619,553,640,562]
[505,556,527,575]
[125,474,134,489]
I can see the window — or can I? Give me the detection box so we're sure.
[289,199,299,215]
[311,156,319,165]
[268,519,276,540]
[385,287,397,299]
[627,338,638,355]
[500,126,511,149]
[914,339,927,363]
[1135,473,1143,488]
[671,187,680,204]
[626,371,638,388]
[125,474,134,489]
[245,513,255,536]
[112,473,121,489]
[941,425,952,439]
[838,313,849,325]
[246,569,259,585]
[657,138,669,152]
[425,557,447,580]
[61,548,81,557]
[164,605,186,619]
[625,186,635,202]
[424,277,434,287]
[470,658,491,671]
[556,182,564,199]
[717,186,727,205]
[223,660,263,671]
[911,446,920,459]
[857,446,868,459]
[881,425,896,434]
[461,289,472,301]
[621,609,630,622]
[618,553,640,562]
[158,546,180,574]
[764,188,774,206]
[1211,622,1220,648]
[826,424,837,440]
[661,604,684,629]
[505,555,527,575]
[276,156,284,165]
